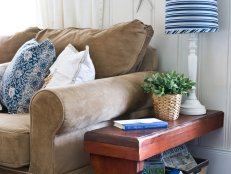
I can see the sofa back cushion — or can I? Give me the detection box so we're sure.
[0,27,41,64]
[137,46,158,72]
[35,20,154,78]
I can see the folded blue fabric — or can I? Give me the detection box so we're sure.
[0,38,56,113]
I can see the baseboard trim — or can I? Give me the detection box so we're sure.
[189,146,231,174]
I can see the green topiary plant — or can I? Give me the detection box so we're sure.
[142,71,195,96]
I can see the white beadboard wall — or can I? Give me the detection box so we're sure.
[103,0,231,173]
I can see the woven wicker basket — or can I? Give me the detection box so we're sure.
[152,94,182,121]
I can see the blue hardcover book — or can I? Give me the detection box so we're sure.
[165,169,183,174]
[142,154,165,174]
[113,118,168,130]
[142,161,165,174]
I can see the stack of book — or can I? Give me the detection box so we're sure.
[140,144,198,174]
[113,118,168,130]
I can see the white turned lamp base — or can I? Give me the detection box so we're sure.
[180,33,206,116]
[180,99,206,115]
[180,87,206,115]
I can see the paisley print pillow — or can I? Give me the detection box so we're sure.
[0,38,56,113]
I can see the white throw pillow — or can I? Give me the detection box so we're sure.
[0,62,10,111]
[44,44,95,88]
[0,62,10,82]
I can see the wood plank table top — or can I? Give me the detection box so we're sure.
[85,110,224,161]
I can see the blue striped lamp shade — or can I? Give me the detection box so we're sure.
[165,0,218,34]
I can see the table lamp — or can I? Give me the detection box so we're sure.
[165,0,218,115]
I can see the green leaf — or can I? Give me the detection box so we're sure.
[142,71,195,96]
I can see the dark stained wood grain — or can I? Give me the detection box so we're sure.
[84,110,224,174]
[90,154,144,174]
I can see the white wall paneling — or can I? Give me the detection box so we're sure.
[197,0,229,150]
[152,0,178,72]
[134,0,154,26]
[189,146,231,174]
[227,0,231,150]
[102,0,110,28]
[110,0,133,25]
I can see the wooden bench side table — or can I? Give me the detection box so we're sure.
[84,110,224,174]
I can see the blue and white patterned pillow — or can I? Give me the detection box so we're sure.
[0,38,56,113]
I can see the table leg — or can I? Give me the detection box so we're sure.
[90,154,144,174]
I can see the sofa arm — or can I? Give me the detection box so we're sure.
[29,72,152,173]
[30,72,152,134]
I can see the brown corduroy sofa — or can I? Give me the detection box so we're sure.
[0,20,157,174]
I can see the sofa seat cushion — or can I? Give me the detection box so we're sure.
[35,19,154,78]
[0,113,30,168]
